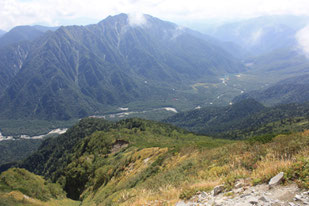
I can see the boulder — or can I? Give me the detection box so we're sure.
[213,185,225,196]
[268,172,284,188]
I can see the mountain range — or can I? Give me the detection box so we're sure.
[0,14,244,121]
[1,13,309,205]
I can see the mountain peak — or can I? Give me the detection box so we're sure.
[98,13,152,27]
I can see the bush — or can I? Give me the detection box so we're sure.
[286,158,309,189]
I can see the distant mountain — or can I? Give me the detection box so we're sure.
[0,26,45,48]
[32,25,58,32]
[204,15,309,58]
[244,47,309,75]
[234,74,309,105]
[0,25,58,48]
[165,99,309,138]
[0,30,6,37]
[0,13,244,120]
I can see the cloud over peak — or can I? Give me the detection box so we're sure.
[296,25,309,57]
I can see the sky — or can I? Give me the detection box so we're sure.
[1,0,309,31]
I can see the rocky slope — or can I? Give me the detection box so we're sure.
[177,174,309,206]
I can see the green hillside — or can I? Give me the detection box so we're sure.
[234,74,309,105]
[0,117,308,205]
[165,99,309,138]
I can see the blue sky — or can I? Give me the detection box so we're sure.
[1,0,309,31]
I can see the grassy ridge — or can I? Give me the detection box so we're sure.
[80,130,309,205]
[1,118,308,205]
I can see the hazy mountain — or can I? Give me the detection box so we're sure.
[204,15,309,58]
[0,25,58,49]
[32,25,59,32]
[0,30,6,37]
[0,13,244,120]
[0,26,45,48]
[244,47,309,75]
[234,74,309,105]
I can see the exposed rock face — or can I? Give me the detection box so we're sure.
[111,139,129,153]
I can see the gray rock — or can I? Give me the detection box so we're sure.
[235,181,244,189]
[294,194,302,201]
[268,172,284,187]
[248,197,258,205]
[240,193,251,198]
[259,196,270,202]
[200,191,208,198]
[213,185,225,196]
[234,188,244,194]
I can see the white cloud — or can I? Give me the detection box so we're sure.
[128,12,147,26]
[296,25,309,57]
[1,0,309,31]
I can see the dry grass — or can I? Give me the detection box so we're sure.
[116,131,309,204]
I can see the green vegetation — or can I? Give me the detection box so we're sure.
[12,118,230,202]
[0,117,309,205]
[165,99,309,139]
[235,74,309,106]
[0,168,65,201]
[0,167,79,206]
[0,140,42,166]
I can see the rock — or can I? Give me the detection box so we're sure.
[268,172,284,188]
[248,197,258,205]
[259,196,269,202]
[235,180,244,189]
[200,191,208,198]
[240,193,251,198]
[213,185,225,196]
[294,194,302,201]
[303,191,309,196]
[234,188,244,194]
